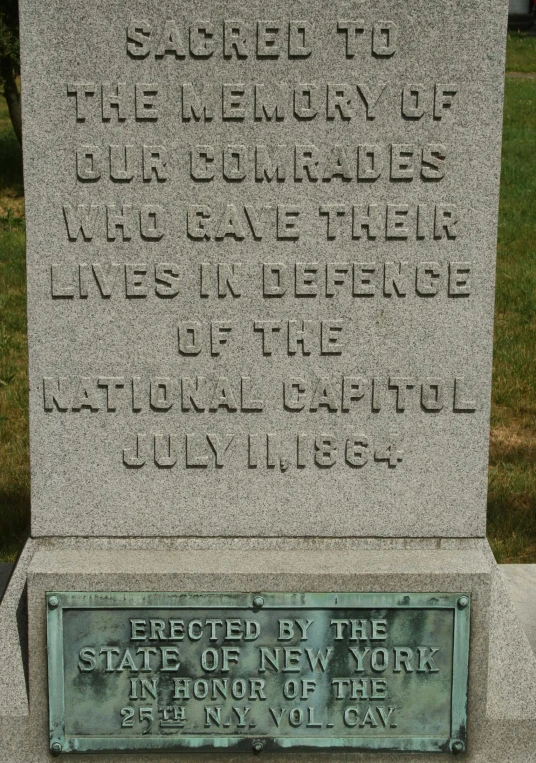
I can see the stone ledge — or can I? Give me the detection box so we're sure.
[3,554,536,654]
[28,545,492,580]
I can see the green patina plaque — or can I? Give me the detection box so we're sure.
[47,592,470,755]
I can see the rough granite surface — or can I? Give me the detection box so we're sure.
[500,564,536,655]
[487,565,536,721]
[0,539,35,717]
[19,0,508,538]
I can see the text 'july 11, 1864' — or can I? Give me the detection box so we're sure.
[26,5,499,537]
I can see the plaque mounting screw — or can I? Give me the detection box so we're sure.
[457,596,469,609]
[252,740,264,754]
[452,740,464,754]
[252,596,264,609]
[48,596,59,609]
[50,741,62,755]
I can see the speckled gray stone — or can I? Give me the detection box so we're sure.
[19,0,508,539]
[0,540,36,717]
[488,565,536,720]
[7,0,535,759]
[500,564,536,655]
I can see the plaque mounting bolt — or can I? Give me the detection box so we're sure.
[48,596,59,609]
[50,741,62,755]
[451,740,464,754]
[457,596,469,610]
[252,596,264,609]
[252,740,264,754]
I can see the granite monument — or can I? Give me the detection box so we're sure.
[0,0,534,760]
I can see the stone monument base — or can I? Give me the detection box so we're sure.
[1,537,534,762]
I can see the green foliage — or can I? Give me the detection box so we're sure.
[0,208,23,230]
[0,0,19,78]
[0,0,21,144]
[0,87,23,211]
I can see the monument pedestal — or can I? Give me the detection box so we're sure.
[7,0,533,756]
[1,538,534,762]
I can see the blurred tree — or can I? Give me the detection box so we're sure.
[0,0,21,144]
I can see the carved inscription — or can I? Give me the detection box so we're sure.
[48,12,475,476]
[61,201,458,241]
[74,144,450,183]
[50,260,470,299]
[125,20,398,59]
[43,375,476,413]
[68,84,455,123]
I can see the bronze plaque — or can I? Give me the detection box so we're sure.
[47,592,470,754]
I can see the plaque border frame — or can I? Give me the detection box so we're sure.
[47,591,470,755]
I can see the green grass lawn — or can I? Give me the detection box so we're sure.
[0,38,535,562]
[506,32,536,72]
[488,76,536,562]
